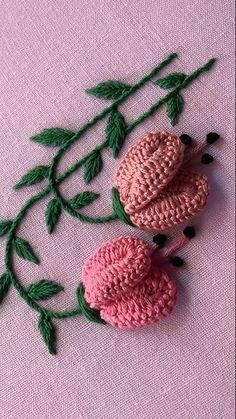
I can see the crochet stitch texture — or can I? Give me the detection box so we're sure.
[82,236,177,328]
[0,52,218,354]
[115,131,209,231]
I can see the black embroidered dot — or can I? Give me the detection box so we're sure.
[0,53,217,356]
[183,226,196,239]
[201,153,214,164]
[153,233,167,247]
[180,134,192,145]
[170,256,184,267]
[206,132,220,144]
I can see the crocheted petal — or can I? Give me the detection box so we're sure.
[130,170,209,232]
[114,131,185,215]
[82,236,152,309]
[100,269,177,328]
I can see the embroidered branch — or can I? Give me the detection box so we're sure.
[0,53,218,354]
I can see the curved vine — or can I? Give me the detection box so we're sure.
[0,52,216,354]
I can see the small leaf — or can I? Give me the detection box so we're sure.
[45,198,62,234]
[38,314,56,354]
[13,165,49,190]
[69,191,100,209]
[83,151,103,184]
[155,72,187,89]
[76,283,106,324]
[31,128,75,147]
[27,279,64,301]
[166,93,184,126]
[105,110,127,158]
[0,273,11,303]
[0,220,13,237]
[86,80,132,100]
[13,237,39,264]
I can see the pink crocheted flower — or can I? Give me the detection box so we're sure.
[82,236,177,328]
[113,131,209,231]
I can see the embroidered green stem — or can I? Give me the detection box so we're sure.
[4,191,81,320]
[0,53,216,354]
[48,58,216,223]
[3,53,178,330]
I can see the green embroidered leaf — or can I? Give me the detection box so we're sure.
[27,279,64,301]
[13,165,49,190]
[105,110,127,158]
[31,128,75,147]
[0,273,11,303]
[0,220,13,237]
[86,80,132,100]
[76,283,106,324]
[69,191,100,209]
[166,93,184,126]
[45,198,62,234]
[38,314,56,354]
[13,237,39,264]
[155,72,187,89]
[83,151,103,184]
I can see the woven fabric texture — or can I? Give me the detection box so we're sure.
[0,1,234,418]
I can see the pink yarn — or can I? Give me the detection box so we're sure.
[82,236,177,328]
[114,131,209,231]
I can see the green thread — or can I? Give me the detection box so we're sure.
[13,165,49,190]
[105,109,127,157]
[0,220,13,237]
[45,198,62,234]
[13,237,39,264]
[166,93,184,126]
[3,197,82,321]
[69,191,100,209]
[31,128,76,147]
[86,80,132,100]
[0,272,11,303]
[154,72,187,89]
[48,57,216,227]
[27,279,64,301]
[111,188,134,227]
[83,150,103,183]
[38,313,56,354]
[77,283,106,324]
[0,53,216,354]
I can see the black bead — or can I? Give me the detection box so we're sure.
[206,132,220,144]
[153,233,167,247]
[201,153,214,164]
[170,256,185,267]
[180,134,192,146]
[183,226,196,239]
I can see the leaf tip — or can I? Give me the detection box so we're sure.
[38,314,57,355]
[13,182,21,190]
[31,255,40,265]
[208,57,216,65]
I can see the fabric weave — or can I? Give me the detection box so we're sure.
[0,1,234,418]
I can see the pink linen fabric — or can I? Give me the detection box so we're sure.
[0,1,234,418]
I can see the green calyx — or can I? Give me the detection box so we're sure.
[111,188,135,227]
[76,283,106,324]
[1,53,217,354]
